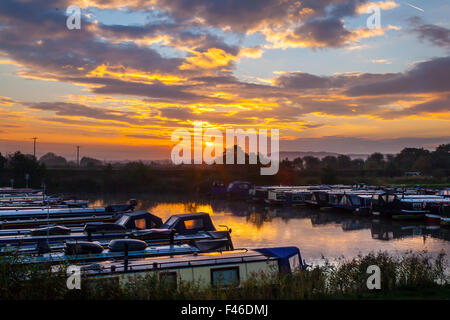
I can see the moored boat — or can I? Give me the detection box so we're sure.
[77,246,304,288]
[425,213,442,224]
[0,212,233,254]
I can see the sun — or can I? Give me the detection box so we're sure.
[205,141,214,147]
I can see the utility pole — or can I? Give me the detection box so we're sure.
[76,146,80,167]
[32,137,37,158]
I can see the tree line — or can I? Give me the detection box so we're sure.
[0,144,448,192]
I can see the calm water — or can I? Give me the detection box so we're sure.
[90,195,450,265]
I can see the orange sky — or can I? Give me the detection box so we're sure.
[0,0,449,160]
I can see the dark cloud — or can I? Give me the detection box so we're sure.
[76,77,224,103]
[328,0,365,18]
[152,0,368,33]
[410,17,450,49]
[289,17,353,48]
[152,0,299,32]
[275,71,398,90]
[346,56,450,96]
[276,72,329,89]
[24,102,139,123]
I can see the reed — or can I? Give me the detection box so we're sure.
[0,251,448,300]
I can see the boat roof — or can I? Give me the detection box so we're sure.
[80,249,276,275]
[400,198,450,203]
[166,212,211,219]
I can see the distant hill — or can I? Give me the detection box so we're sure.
[279,151,369,160]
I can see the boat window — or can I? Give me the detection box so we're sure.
[352,197,361,206]
[163,216,179,228]
[116,215,129,226]
[211,267,239,286]
[184,218,204,230]
[276,193,286,200]
[134,218,146,230]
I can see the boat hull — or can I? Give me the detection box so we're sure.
[425,214,442,224]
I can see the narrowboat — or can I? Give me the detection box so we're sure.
[438,205,450,227]
[425,213,442,224]
[441,217,450,227]
[438,188,450,198]
[0,188,43,195]
[305,191,330,207]
[226,181,253,199]
[249,186,272,203]
[371,193,449,220]
[284,190,312,206]
[332,193,375,214]
[78,246,304,288]
[21,241,201,264]
[211,181,227,197]
[21,232,234,264]
[0,212,233,253]
[0,202,136,221]
[264,189,290,205]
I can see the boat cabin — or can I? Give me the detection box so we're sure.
[226,181,253,199]
[334,194,373,211]
[160,212,216,235]
[84,211,163,234]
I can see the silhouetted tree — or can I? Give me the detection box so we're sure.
[0,153,6,170]
[321,165,337,184]
[337,155,351,169]
[322,156,338,169]
[39,152,67,167]
[292,157,303,170]
[431,144,450,170]
[7,151,45,187]
[365,152,385,170]
[395,148,430,171]
[80,156,103,167]
[303,156,321,170]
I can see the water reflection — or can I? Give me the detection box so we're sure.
[90,195,450,263]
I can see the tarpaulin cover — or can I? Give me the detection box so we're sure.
[255,246,303,272]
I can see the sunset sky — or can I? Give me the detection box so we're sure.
[0,0,449,160]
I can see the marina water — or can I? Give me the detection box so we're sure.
[89,194,450,266]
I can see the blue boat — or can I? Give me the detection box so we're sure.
[332,193,373,213]
[226,181,253,199]
[210,181,227,197]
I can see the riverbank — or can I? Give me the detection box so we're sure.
[1,251,448,300]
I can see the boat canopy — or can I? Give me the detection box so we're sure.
[255,246,303,272]
[115,211,163,230]
[161,212,216,234]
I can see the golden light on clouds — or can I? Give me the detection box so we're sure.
[356,1,400,14]
[179,48,236,70]
[87,64,187,84]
